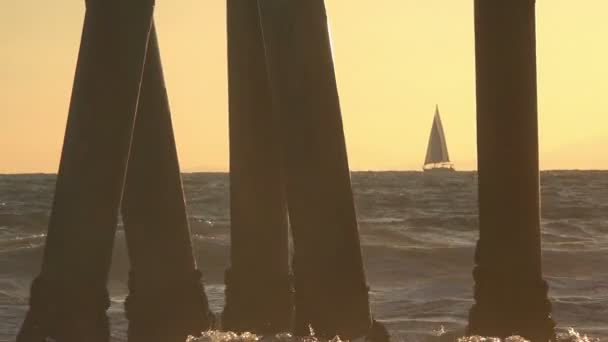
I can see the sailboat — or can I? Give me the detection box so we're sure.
[423,105,455,172]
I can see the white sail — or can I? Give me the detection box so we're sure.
[424,105,451,166]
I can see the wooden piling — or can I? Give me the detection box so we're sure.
[17,1,155,341]
[223,0,293,334]
[121,23,214,342]
[468,0,556,340]
[257,1,378,339]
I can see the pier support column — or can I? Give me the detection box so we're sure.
[468,0,555,340]
[258,1,387,339]
[222,0,292,334]
[120,24,214,342]
[17,1,154,341]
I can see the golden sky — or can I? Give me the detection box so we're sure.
[1,1,607,173]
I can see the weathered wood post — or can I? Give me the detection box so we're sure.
[120,24,214,342]
[258,1,387,339]
[223,0,293,334]
[468,0,556,340]
[16,1,155,341]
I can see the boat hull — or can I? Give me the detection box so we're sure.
[422,166,456,173]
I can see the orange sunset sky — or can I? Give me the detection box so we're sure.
[1,1,607,173]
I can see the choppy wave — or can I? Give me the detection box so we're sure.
[1,171,607,340]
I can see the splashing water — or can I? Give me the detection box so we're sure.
[556,328,600,342]
[455,327,599,342]
[186,327,598,342]
[186,326,349,342]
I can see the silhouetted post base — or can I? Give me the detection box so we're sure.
[468,0,555,340]
[125,270,214,341]
[222,269,294,334]
[468,263,554,340]
[292,279,374,340]
[368,320,391,342]
[17,277,110,342]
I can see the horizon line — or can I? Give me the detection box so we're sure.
[2,168,607,176]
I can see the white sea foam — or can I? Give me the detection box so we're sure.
[185,327,599,342]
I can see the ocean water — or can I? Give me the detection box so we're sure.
[0,171,606,341]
